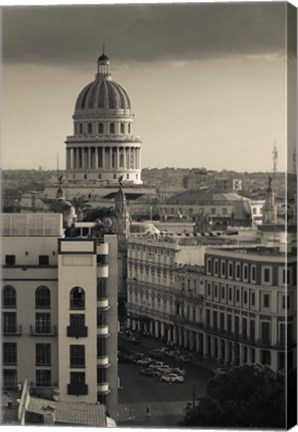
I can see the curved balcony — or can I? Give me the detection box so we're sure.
[97,264,109,278]
[97,325,110,337]
[97,382,110,394]
[97,356,110,367]
[97,243,109,255]
[97,298,110,310]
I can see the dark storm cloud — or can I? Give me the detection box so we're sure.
[2,2,290,65]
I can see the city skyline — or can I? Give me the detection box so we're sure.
[2,3,296,172]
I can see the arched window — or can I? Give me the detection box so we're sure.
[88,123,93,134]
[70,287,85,309]
[35,286,51,308]
[2,286,16,307]
[109,123,115,134]
[98,123,104,134]
[120,123,125,134]
[79,123,83,134]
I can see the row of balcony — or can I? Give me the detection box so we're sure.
[97,264,109,278]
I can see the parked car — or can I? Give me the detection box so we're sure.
[159,373,184,383]
[156,365,172,374]
[136,357,153,366]
[148,361,165,369]
[140,368,156,377]
[172,367,186,376]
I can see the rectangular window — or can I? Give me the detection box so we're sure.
[5,255,16,266]
[39,255,49,266]
[243,290,248,305]
[228,263,233,278]
[221,261,226,277]
[242,318,247,337]
[263,294,270,308]
[36,344,51,365]
[263,267,271,283]
[236,264,241,279]
[221,285,225,300]
[261,321,271,343]
[228,287,232,301]
[213,311,217,328]
[220,312,225,330]
[36,370,51,387]
[214,260,218,275]
[250,320,255,341]
[282,295,290,309]
[70,371,85,384]
[3,369,17,387]
[251,292,255,306]
[97,337,106,357]
[251,266,256,282]
[243,264,248,280]
[206,309,211,327]
[207,259,212,274]
[70,345,85,367]
[36,313,51,334]
[227,314,232,333]
[236,289,240,303]
[214,284,218,298]
[70,314,85,328]
[234,316,240,335]
[3,312,17,333]
[207,282,211,297]
[3,343,17,365]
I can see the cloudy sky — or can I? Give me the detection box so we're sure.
[2,2,297,171]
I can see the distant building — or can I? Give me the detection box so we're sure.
[44,51,155,206]
[1,213,118,418]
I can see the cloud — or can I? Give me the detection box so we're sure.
[2,2,291,65]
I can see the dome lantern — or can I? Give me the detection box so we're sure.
[97,44,111,78]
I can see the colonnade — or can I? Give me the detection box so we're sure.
[126,316,281,370]
[66,146,141,171]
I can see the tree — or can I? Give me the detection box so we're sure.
[178,365,286,428]
[83,206,115,222]
[70,197,91,221]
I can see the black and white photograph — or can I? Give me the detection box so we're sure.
[1,1,297,428]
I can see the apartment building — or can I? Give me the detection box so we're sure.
[203,246,297,371]
[1,213,118,417]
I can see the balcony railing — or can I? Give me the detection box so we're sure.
[67,326,88,338]
[3,325,22,336]
[97,264,109,278]
[30,325,57,336]
[97,356,110,367]
[97,299,109,309]
[97,382,110,394]
[67,383,88,396]
[97,243,109,255]
[97,325,110,336]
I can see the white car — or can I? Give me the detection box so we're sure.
[173,367,186,376]
[148,361,165,370]
[159,373,184,383]
[136,357,153,366]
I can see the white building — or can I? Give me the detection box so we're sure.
[1,213,118,417]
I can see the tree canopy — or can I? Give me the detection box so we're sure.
[178,365,286,428]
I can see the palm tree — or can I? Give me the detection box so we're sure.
[71,197,91,221]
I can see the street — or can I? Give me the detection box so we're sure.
[117,336,213,426]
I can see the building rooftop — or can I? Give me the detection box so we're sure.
[1,213,63,237]
[27,397,107,427]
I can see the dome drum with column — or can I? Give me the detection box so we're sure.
[65,51,142,185]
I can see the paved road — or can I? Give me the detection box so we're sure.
[117,336,213,426]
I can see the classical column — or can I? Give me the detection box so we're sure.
[66,148,70,170]
[70,148,74,170]
[203,334,208,356]
[88,147,92,169]
[116,147,119,170]
[95,147,99,169]
[109,147,113,170]
[161,322,165,338]
[224,340,230,364]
